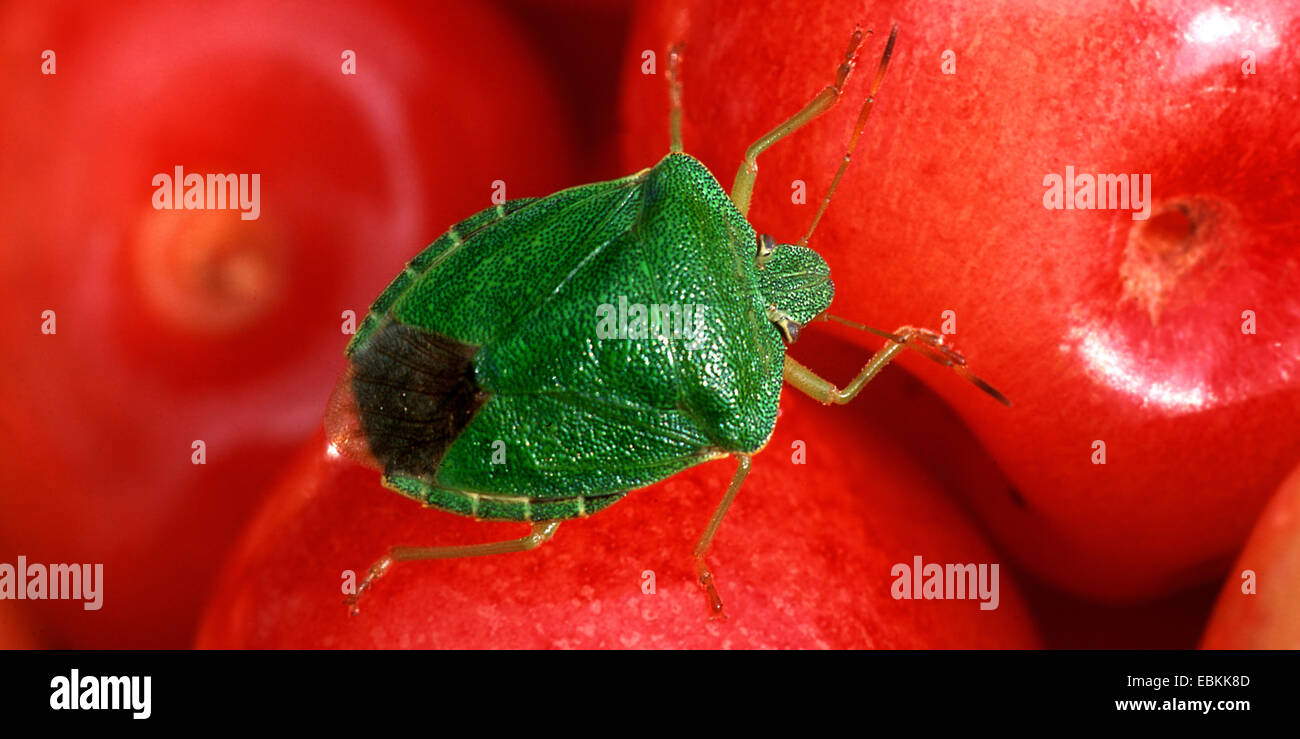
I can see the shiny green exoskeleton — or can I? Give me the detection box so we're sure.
[343,154,832,518]
[332,25,1008,617]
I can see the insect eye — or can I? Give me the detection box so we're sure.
[756,233,778,268]
[765,305,801,344]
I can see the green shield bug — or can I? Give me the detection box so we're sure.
[327,24,1009,618]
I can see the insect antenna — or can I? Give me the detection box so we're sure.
[798,23,899,248]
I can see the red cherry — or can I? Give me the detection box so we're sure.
[0,603,42,650]
[1201,460,1300,649]
[0,0,579,647]
[199,347,1041,649]
[620,0,1300,600]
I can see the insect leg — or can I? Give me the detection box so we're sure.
[344,522,560,615]
[728,26,878,216]
[668,42,686,154]
[783,318,1010,406]
[692,454,752,619]
[798,23,898,248]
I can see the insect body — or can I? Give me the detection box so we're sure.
[329,24,1008,617]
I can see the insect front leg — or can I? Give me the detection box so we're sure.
[692,454,752,620]
[728,29,867,217]
[783,317,1010,406]
[345,521,560,615]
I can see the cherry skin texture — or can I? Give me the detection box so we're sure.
[198,377,1041,649]
[1201,460,1300,649]
[621,0,1300,600]
[0,0,579,647]
[0,603,42,650]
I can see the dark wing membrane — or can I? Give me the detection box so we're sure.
[349,320,484,479]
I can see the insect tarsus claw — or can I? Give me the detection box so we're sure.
[697,568,727,619]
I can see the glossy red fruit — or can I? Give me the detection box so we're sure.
[1201,460,1300,649]
[0,603,42,650]
[1022,579,1220,649]
[621,0,1300,600]
[0,0,578,647]
[197,353,1041,649]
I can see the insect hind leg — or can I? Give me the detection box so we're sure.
[345,521,561,615]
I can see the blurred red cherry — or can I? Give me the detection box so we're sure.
[198,347,1041,649]
[0,602,43,650]
[1201,460,1300,649]
[0,0,579,647]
